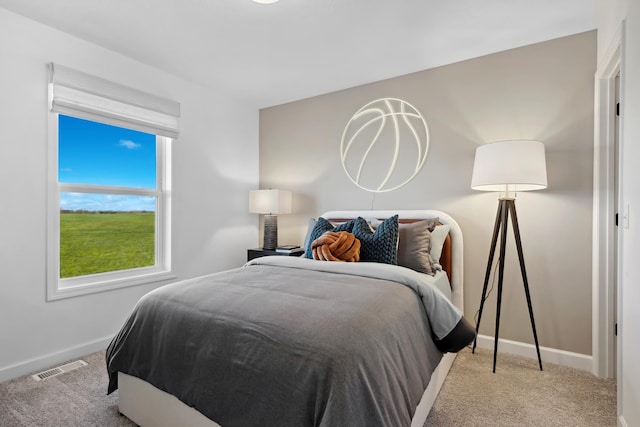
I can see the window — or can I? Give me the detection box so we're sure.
[47,64,179,300]
[59,115,160,278]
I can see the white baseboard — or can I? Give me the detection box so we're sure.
[475,334,592,372]
[0,336,112,383]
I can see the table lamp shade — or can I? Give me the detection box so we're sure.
[249,189,292,215]
[249,189,292,250]
[471,140,547,193]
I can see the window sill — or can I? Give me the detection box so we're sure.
[47,269,176,301]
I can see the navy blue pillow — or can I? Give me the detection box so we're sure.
[352,215,399,264]
[305,217,356,258]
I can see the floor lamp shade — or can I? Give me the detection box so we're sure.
[471,140,547,194]
[249,189,292,250]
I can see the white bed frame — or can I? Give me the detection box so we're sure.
[117,209,464,427]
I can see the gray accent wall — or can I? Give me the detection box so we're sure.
[259,31,596,355]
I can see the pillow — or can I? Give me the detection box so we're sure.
[311,231,360,262]
[305,217,356,258]
[302,218,317,253]
[352,215,399,264]
[396,219,438,275]
[430,224,451,265]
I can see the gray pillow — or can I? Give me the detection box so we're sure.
[396,219,438,275]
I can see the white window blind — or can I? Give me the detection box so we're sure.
[48,63,180,139]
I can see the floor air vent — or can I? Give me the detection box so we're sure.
[32,360,88,381]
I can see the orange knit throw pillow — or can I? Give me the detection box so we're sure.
[312,231,361,262]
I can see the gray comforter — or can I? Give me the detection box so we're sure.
[106,257,474,427]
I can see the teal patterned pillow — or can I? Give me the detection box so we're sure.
[352,215,399,264]
[305,217,356,258]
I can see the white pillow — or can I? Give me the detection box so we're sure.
[430,224,450,264]
[302,218,317,253]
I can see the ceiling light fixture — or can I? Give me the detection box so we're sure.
[252,0,279,4]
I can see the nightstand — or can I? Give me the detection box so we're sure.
[247,248,304,262]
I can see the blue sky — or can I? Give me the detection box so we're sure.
[59,115,157,211]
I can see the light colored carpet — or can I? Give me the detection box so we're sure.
[426,348,616,426]
[0,347,616,426]
[0,351,130,427]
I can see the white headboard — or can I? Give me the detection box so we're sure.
[320,210,464,312]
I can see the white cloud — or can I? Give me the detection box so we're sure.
[59,193,156,212]
[119,139,141,149]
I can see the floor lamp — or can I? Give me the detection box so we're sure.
[249,189,292,250]
[470,140,547,372]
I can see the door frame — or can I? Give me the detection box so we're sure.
[592,28,621,379]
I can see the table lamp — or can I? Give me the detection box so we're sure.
[249,189,292,250]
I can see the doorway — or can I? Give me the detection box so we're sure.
[612,72,620,376]
[592,36,620,379]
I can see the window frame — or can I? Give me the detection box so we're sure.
[46,114,174,301]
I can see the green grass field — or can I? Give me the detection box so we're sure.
[60,212,155,278]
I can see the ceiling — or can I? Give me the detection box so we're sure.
[0,0,595,109]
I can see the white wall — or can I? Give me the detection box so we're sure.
[595,0,640,425]
[0,8,259,381]
[596,0,628,55]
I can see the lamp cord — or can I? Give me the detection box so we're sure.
[473,256,500,329]
[467,257,499,350]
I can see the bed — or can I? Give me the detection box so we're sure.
[106,209,473,427]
